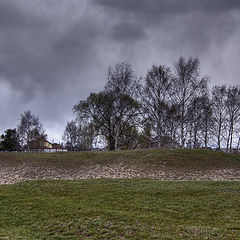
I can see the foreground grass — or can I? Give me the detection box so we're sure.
[0,179,240,239]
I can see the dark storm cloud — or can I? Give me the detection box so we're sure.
[93,0,240,15]
[0,0,240,141]
[92,0,240,82]
[93,0,239,47]
[110,22,146,42]
[0,0,45,30]
[0,1,100,99]
[0,0,107,140]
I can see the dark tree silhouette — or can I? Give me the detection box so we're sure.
[17,110,47,149]
[141,65,173,147]
[171,57,208,147]
[225,86,240,152]
[0,129,20,151]
[74,62,140,150]
[212,85,227,149]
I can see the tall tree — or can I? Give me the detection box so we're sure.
[225,86,240,152]
[79,122,96,150]
[200,95,213,148]
[63,120,79,151]
[187,96,204,148]
[74,62,140,150]
[63,120,95,151]
[141,65,173,147]
[17,110,46,149]
[211,85,227,149]
[171,57,207,147]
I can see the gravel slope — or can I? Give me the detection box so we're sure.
[1,150,240,184]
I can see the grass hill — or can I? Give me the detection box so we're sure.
[1,149,240,239]
[0,148,240,184]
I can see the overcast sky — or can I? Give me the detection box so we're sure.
[0,0,240,142]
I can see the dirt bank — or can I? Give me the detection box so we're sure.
[1,156,240,184]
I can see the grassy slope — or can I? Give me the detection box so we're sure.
[0,179,240,239]
[0,149,240,239]
[1,148,240,169]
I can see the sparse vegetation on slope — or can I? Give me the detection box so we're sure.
[0,149,240,184]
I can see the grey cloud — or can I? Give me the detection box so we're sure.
[0,1,102,100]
[92,0,240,49]
[93,0,240,51]
[0,0,107,141]
[0,0,46,30]
[92,0,240,71]
[110,22,146,42]
[0,0,240,142]
[93,0,240,15]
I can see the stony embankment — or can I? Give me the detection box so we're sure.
[1,149,240,184]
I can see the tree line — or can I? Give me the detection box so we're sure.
[64,57,240,152]
[1,57,240,152]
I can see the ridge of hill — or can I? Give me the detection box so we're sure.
[0,149,240,184]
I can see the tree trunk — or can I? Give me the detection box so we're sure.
[237,137,240,150]
[204,127,208,149]
[204,119,208,149]
[193,125,198,148]
[114,127,119,150]
[157,121,161,148]
[217,113,222,149]
[188,123,192,148]
[181,102,185,148]
[226,123,232,152]
[229,124,234,152]
[181,121,184,148]
[109,134,115,151]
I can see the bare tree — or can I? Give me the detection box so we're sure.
[225,86,240,152]
[63,120,95,151]
[200,95,214,148]
[17,110,46,149]
[105,62,140,149]
[79,121,96,150]
[211,85,227,149]
[171,57,207,147]
[141,65,173,147]
[74,62,140,150]
[187,96,203,148]
[63,120,79,151]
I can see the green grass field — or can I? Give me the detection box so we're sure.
[0,180,240,239]
[0,149,240,239]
